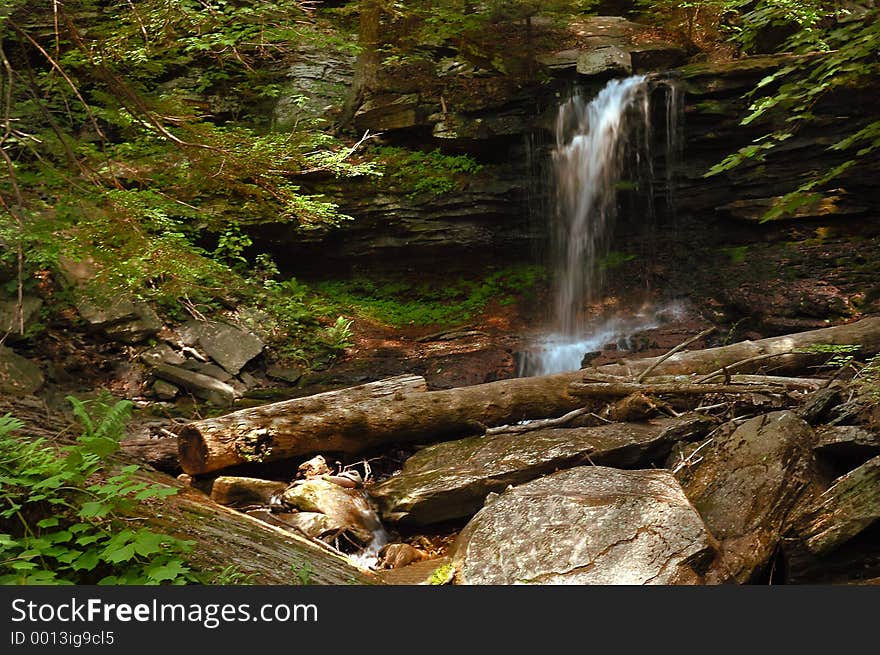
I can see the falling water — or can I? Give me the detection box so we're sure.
[520,76,682,376]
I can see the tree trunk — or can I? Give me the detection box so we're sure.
[178,317,880,475]
[336,0,382,132]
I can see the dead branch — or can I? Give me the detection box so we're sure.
[636,327,716,383]
[485,406,592,436]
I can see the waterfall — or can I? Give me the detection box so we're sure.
[520,76,682,376]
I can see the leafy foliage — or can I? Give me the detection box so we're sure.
[704,3,880,221]
[0,0,377,319]
[0,394,197,585]
[372,146,483,198]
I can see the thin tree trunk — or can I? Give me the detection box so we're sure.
[336,0,382,132]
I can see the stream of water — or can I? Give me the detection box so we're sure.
[521,75,682,376]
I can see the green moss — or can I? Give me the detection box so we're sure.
[428,563,455,585]
[313,264,546,328]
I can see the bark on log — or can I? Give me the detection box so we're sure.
[179,375,429,474]
[179,371,595,474]
[570,382,796,396]
[594,316,880,378]
[120,437,180,473]
[179,318,880,475]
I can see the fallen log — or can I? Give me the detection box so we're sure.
[570,382,796,396]
[595,316,880,378]
[179,371,599,474]
[179,317,880,475]
[120,436,180,473]
[179,374,428,474]
[642,374,826,390]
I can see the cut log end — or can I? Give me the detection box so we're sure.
[178,425,208,475]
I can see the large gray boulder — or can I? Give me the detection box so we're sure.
[57,255,161,344]
[676,411,817,583]
[180,320,264,375]
[450,466,716,585]
[372,414,716,525]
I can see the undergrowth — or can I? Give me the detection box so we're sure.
[313,264,545,328]
[0,393,197,585]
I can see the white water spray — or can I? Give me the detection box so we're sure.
[521,76,682,376]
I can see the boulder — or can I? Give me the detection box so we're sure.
[59,256,161,344]
[0,346,44,395]
[153,363,236,407]
[150,379,179,401]
[630,43,688,72]
[0,296,42,337]
[577,46,632,78]
[676,411,817,583]
[785,455,880,582]
[102,303,162,344]
[267,364,304,385]
[140,343,186,367]
[281,478,382,546]
[814,425,880,460]
[270,511,338,540]
[450,466,716,585]
[354,94,428,132]
[182,360,233,382]
[797,387,842,425]
[378,543,427,570]
[180,320,264,375]
[371,414,716,525]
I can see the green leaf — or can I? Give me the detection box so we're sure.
[79,501,111,519]
[103,543,137,564]
[144,558,189,583]
[72,550,101,572]
[132,530,165,557]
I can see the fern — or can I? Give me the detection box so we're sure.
[0,396,197,585]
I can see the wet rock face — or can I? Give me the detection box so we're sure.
[450,466,716,585]
[676,411,817,583]
[0,296,42,339]
[371,414,716,525]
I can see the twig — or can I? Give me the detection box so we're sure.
[485,406,592,436]
[671,438,714,474]
[693,402,728,412]
[636,327,716,383]
[695,352,798,383]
